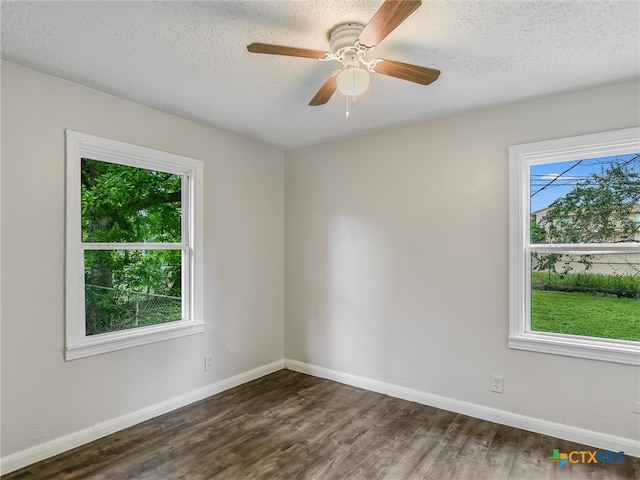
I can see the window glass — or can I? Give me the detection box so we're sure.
[530,154,640,244]
[530,252,640,341]
[84,249,183,335]
[81,159,182,243]
[528,154,640,343]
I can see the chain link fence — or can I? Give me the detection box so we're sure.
[85,284,182,335]
[531,253,640,297]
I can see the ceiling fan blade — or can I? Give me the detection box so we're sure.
[309,74,338,106]
[357,0,422,48]
[247,43,329,60]
[373,59,440,85]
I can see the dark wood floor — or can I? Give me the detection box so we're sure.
[4,369,639,479]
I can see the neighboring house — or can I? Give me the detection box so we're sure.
[531,204,640,242]
[530,207,550,227]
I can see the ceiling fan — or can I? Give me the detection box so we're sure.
[247,0,440,106]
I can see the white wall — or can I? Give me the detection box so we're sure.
[1,61,284,461]
[285,79,640,446]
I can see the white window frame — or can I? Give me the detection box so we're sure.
[65,130,204,360]
[509,127,640,365]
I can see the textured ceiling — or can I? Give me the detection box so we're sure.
[2,1,639,150]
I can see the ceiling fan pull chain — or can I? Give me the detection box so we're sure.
[346,96,358,118]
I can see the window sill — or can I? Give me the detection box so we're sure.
[509,331,640,365]
[65,321,205,361]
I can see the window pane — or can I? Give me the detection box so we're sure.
[84,249,182,335]
[81,159,182,243]
[530,154,640,244]
[531,252,640,341]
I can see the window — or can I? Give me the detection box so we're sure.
[509,127,640,365]
[65,131,203,360]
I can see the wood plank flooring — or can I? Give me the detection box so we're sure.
[3,369,639,479]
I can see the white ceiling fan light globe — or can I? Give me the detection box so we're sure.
[336,67,370,96]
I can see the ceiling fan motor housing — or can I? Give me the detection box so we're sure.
[329,23,365,56]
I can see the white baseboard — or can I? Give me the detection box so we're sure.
[0,359,284,475]
[284,358,639,458]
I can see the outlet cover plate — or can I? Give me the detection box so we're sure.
[491,374,504,394]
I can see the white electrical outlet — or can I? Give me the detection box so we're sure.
[491,375,504,394]
[204,356,213,371]
[633,401,640,414]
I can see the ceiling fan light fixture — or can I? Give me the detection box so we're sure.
[336,67,369,96]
